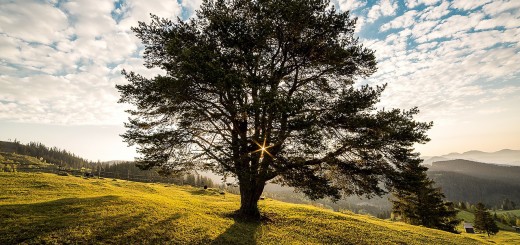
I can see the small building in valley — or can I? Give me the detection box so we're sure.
[463,223,475,233]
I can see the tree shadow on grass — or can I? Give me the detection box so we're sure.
[0,195,119,244]
[211,212,263,245]
[0,195,182,244]
[187,188,222,196]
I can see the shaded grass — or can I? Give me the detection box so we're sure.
[1,172,517,244]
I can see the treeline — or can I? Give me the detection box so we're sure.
[94,161,216,188]
[0,140,217,188]
[0,140,92,169]
[428,171,520,209]
[455,198,517,212]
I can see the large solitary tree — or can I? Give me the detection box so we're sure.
[117,0,432,219]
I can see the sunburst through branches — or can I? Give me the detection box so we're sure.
[252,138,274,159]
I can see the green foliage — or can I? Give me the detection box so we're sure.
[474,203,499,236]
[391,161,460,233]
[117,0,431,218]
[0,172,495,244]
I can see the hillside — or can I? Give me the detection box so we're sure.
[427,171,520,206]
[0,140,92,169]
[429,159,520,183]
[3,173,516,244]
[423,150,520,166]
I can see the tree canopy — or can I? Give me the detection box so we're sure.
[474,202,499,236]
[117,0,432,218]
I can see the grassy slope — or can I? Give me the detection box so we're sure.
[0,173,517,245]
[457,210,519,244]
[496,209,520,216]
[0,152,54,167]
[458,209,516,231]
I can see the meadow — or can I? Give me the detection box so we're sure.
[1,172,519,244]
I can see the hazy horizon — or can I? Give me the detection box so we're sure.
[1,0,519,161]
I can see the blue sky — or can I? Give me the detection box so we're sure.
[0,0,519,161]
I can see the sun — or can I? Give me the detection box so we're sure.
[252,138,274,159]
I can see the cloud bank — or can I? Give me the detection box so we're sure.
[1,0,519,129]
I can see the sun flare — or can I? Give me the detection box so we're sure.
[252,138,274,159]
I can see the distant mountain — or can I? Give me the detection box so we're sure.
[426,159,520,207]
[429,159,520,183]
[421,156,450,165]
[423,149,520,166]
[428,171,520,205]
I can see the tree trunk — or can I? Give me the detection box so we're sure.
[238,181,265,219]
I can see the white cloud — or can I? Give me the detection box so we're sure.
[416,13,485,43]
[451,0,493,11]
[367,0,398,22]
[63,0,117,38]
[118,0,182,30]
[410,20,439,39]
[337,0,367,12]
[475,12,520,30]
[482,0,520,16]
[362,0,520,126]
[0,1,70,44]
[0,0,179,125]
[419,0,450,20]
[405,0,441,9]
[380,10,418,31]
[0,0,519,137]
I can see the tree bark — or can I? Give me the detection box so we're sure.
[238,180,265,219]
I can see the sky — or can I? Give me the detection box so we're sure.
[0,0,519,161]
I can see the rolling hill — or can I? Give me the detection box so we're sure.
[3,172,519,244]
[423,149,520,166]
[426,159,520,207]
[429,159,520,183]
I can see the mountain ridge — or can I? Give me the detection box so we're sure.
[422,149,520,166]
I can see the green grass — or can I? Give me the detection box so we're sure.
[0,152,53,167]
[495,209,520,216]
[458,209,517,231]
[1,173,518,244]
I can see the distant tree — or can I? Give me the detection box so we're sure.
[474,202,499,236]
[516,218,520,227]
[501,198,514,210]
[459,201,467,210]
[117,0,431,219]
[391,160,460,233]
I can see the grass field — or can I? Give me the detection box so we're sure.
[1,172,519,244]
[496,209,520,216]
[458,209,518,232]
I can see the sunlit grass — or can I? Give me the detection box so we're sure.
[1,172,517,244]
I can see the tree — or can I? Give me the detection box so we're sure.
[391,160,460,233]
[474,202,499,236]
[117,0,431,219]
[459,201,467,210]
